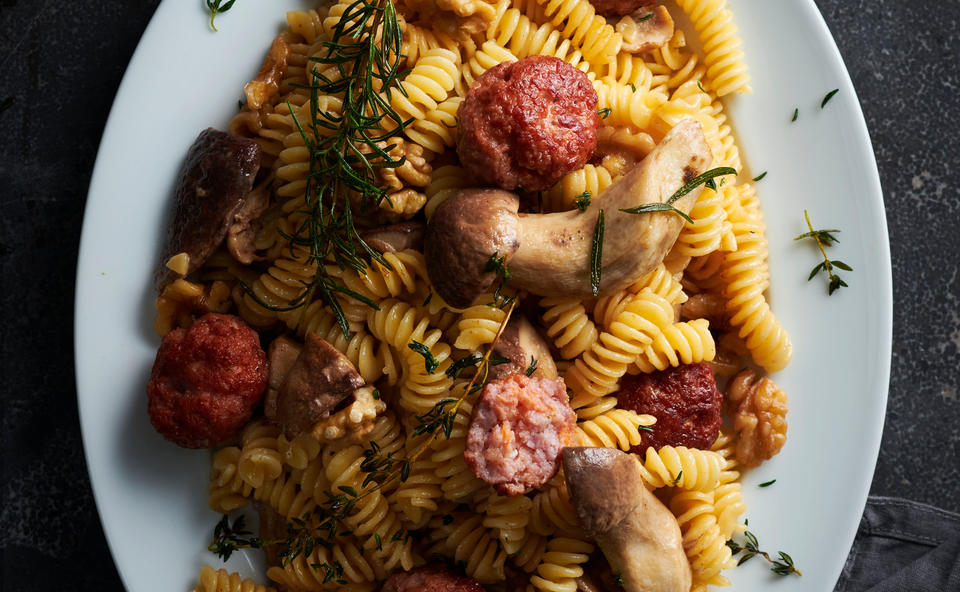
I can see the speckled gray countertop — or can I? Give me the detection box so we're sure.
[0,1,957,590]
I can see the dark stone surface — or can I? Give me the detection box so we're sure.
[0,1,957,591]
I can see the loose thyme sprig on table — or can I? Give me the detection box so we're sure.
[209,298,518,565]
[795,209,852,295]
[241,0,409,338]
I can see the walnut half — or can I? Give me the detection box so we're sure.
[726,369,788,468]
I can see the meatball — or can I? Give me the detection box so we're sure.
[464,373,577,496]
[147,313,268,448]
[382,565,485,592]
[457,56,598,192]
[616,362,722,452]
[591,0,657,18]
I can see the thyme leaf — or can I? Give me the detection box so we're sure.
[525,356,538,377]
[821,88,839,108]
[408,340,439,373]
[758,479,777,488]
[795,209,851,295]
[791,108,799,122]
[598,108,611,119]
[574,191,592,212]
[753,171,767,182]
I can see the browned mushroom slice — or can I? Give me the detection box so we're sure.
[361,221,426,253]
[265,333,365,438]
[616,6,675,54]
[488,315,558,382]
[424,119,712,306]
[154,128,261,291]
[563,447,691,592]
[226,180,271,265]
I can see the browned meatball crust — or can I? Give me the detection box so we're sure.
[382,565,486,592]
[457,56,599,192]
[616,362,722,452]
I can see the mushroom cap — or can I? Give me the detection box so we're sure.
[425,188,521,309]
[561,446,644,538]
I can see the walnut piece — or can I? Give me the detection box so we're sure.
[244,35,290,110]
[726,369,788,467]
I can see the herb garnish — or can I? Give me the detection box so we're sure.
[619,167,737,224]
[821,89,839,108]
[574,191,592,212]
[525,356,538,376]
[752,171,767,182]
[590,209,605,296]
[795,209,851,295]
[241,0,408,339]
[671,470,682,486]
[208,300,517,566]
[613,571,625,587]
[408,340,439,373]
[636,12,654,22]
[791,108,799,122]
[598,108,612,119]
[727,529,802,576]
[486,252,515,308]
[758,479,776,488]
[205,0,237,31]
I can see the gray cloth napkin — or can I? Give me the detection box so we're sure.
[835,496,960,591]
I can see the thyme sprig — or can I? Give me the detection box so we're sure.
[620,167,737,224]
[208,299,518,566]
[795,209,851,295]
[248,0,408,338]
[727,529,802,577]
[206,0,237,31]
[486,253,516,308]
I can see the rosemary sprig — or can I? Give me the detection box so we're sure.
[590,209,605,296]
[275,0,407,338]
[205,0,237,32]
[795,209,851,295]
[727,529,802,577]
[620,167,737,224]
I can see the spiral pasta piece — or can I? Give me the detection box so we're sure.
[668,489,736,588]
[454,299,509,350]
[533,0,621,65]
[405,96,464,154]
[541,163,615,213]
[720,193,792,372]
[192,565,277,592]
[487,0,591,73]
[462,40,519,89]
[673,0,751,96]
[593,78,666,131]
[575,407,656,451]
[480,491,533,553]
[539,297,599,360]
[633,318,717,373]
[428,513,507,583]
[528,478,579,536]
[636,445,725,491]
[237,420,284,489]
[528,536,594,592]
[208,446,250,513]
[267,539,381,590]
[387,48,460,125]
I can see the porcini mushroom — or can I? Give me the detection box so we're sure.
[425,119,712,307]
[488,315,559,382]
[562,447,691,592]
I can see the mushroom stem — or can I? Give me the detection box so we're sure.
[563,447,691,592]
[508,119,712,298]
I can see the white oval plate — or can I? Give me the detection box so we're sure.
[76,1,891,590]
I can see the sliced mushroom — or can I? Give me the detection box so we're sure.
[425,119,711,305]
[488,315,558,381]
[226,180,271,265]
[616,6,675,54]
[264,333,365,438]
[155,128,261,291]
[361,221,426,253]
[563,447,691,592]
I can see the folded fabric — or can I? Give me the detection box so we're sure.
[836,496,960,591]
